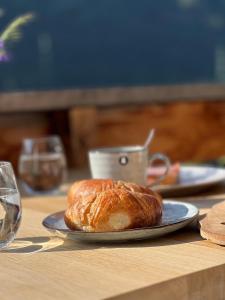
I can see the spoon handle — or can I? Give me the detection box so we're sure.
[144,128,155,148]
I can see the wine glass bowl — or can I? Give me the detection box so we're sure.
[0,161,21,249]
[18,135,67,195]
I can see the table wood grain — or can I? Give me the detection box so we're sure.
[1,195,225,300]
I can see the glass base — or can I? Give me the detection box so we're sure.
[0,235,16,250]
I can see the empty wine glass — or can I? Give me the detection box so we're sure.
[18,135,67,195]
[0,161,21,249]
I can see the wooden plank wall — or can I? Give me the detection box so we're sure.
[69,100,225,166]
[1,100,225,170]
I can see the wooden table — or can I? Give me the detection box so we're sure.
[1,190,225,300]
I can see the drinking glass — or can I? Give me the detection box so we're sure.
[18,135,67,195]
[0,161,21,249]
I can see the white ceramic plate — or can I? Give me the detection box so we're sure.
[42,200,198,243]
[154,165,225,197]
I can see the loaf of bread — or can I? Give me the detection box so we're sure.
[64,179,162,232]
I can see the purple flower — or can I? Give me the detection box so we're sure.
[0,40,11,62]
[0,51,10,62]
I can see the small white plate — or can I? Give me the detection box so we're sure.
[154,165,225,197]
[42,200,198,243]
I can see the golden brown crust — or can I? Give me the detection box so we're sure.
[65,179,162,232]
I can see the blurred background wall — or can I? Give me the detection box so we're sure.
[1,100,225,170]
[1,0,225,170]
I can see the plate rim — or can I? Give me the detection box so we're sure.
[154,165,225,192]
[42,200,199,235]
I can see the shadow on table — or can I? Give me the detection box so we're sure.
[2,228,203,254]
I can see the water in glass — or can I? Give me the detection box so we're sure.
[0,162,21,249]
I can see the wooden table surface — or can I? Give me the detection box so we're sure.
[2,186,225,300]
